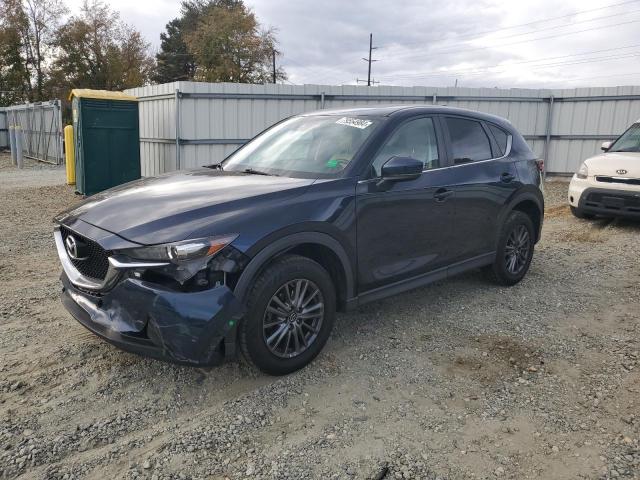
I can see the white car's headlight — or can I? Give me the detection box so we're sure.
[576,162,588,179]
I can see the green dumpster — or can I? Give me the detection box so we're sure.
[70,89,141,196]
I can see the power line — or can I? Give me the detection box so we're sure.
[397,0,640,48]
[280,57,345,82]
[390,16,640,62]
[479,6,640,42]
[457,0,639,40]
[376,44,640,81]
[382,51,640,84]
[284,1,640,85]
[356,78,380,85]
[557,71,640,83]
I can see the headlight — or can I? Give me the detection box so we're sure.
[576,162,588,179]
[123,234,238,263]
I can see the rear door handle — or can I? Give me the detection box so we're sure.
[434,188,454,202]
[500,172,515,183]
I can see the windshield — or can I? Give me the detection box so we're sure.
[222,115,381,178]
[609,123,640,152]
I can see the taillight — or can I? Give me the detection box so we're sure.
[536,159,544,173]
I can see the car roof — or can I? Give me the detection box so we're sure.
[301,105,513,129]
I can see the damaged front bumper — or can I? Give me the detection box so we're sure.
[60,272,245,366]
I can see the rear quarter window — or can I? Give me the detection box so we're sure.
[487,124,509,156]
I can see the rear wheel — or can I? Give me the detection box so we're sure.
[238,254,336,375]
[485,211,535,286]
[570,206,595,220]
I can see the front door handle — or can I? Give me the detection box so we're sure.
[500,172,515,183]
[434,188,454,202]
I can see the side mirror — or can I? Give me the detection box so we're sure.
[601,141,612,151]
[380,156,423,182]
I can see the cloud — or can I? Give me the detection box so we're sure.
[65,0,640,88]
[247,0,640,88]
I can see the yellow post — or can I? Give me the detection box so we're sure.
[64,125,75,185]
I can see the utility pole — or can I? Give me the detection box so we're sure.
[361,33,378,86]
[272,49,277,84]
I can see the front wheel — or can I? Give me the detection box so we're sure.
[238,254,336,375]
[485,211,535,286]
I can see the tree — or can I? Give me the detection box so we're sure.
[0,0,29,105]
[50,0,154,91]
[153,1,224,84]
[186,1,285,83]
[114,27,156,89]
[0,0,65,103]
[153,18,195,83]
[23,0,66,99]
[153,0,285,84]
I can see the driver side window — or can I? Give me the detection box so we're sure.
[371,117,439,176]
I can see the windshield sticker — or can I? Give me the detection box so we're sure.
[336,117,373,129]
[326,159,340,168]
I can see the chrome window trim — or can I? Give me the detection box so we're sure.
[54,228,169,291]
[359,134,512,183]
[430,134,513,171]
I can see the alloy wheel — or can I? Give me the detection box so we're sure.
[504,224,531,275]
[262,279,324,358]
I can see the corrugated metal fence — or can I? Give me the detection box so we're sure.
[4,100,64,164]
[0,109,7,149]
[125,82,640,176]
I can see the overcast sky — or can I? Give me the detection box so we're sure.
[65,0,640,89]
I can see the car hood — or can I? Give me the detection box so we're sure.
[584,152,640,177]
[56,169,315,245]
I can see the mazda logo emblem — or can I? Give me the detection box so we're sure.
[616,169,628,175]
[65,235,87,260]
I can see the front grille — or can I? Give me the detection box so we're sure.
[595,176,640,186]
[585,191,640,213]
[60,226,110,280]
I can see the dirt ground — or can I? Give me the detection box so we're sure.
[0,152,638,480]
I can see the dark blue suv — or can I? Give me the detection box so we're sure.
[54,106,544,375]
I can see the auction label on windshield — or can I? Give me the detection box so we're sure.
[336,117,373,129]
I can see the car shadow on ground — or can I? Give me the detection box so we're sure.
[104,268,489,391]
[609,217,640,230]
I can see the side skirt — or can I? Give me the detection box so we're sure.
[346,252,495,310]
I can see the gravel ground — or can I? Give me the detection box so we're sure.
[0,151,638,480]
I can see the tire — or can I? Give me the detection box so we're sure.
[485,211,535,286]
[238,254,336,375]
[570,206,595,220]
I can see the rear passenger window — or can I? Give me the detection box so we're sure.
[444,117,492,163]
[488,124,509,156]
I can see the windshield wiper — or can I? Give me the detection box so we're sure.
[242,168,277,176]
[204,163,224,170]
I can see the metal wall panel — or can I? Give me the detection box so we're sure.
[0,109,7,148]
[127,82,178,176]
[4,100,63,164]
[126,82,640,175]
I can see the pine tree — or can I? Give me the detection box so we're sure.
[153,0,285,84]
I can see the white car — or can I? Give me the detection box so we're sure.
[568,122,640,219]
